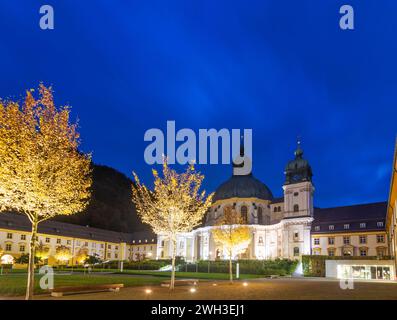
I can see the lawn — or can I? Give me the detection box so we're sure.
[0,271,262,297]
[0,273,164,297]
[117,270,263,280]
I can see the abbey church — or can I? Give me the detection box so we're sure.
[156,142,388,264]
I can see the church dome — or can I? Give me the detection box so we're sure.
[213,174,273,202]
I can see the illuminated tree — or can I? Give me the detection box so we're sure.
[55,245,72,264]
[212,207,251,283]
[35,242,50,263]
[0,84,92,299]
[76,247,89,265]
[132,159,213,289]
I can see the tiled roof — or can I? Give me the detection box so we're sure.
[0,212,156,244]
[312,202,387,234]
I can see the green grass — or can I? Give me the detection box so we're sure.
[117,270,263,280]
[0,274,164,297]
[0,268,264,296]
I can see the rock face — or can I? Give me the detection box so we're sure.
[55,164,149,233]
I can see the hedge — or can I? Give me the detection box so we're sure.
[180,259,298,276]
[302,255,393,277]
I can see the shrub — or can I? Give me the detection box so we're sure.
[180,259,298,275]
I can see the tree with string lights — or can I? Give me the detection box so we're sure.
[212,206,251,283]
[131,159,213,290]
[0,84,92,299]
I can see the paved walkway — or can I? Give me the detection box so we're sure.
[28,277,397,300]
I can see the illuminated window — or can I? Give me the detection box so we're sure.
[258,236,264,245]
[343,236,350,245]
[314,226,320,231]
[328,225,334,231]
[328,248,335,256]
[359,235,367,244]
[328,237,335,245]
[314,238,320,245]
[344,224,350,230]
[360,223,366,228]
[67,240,71,245]
[359,248,367,256]
[377,221,384,227]
[377,235,385,243]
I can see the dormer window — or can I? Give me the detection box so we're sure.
[314,226,320,231]
[377,221,384,227]
[360,223,366,228]
[328,225,334,230]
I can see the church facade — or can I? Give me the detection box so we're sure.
[156,143,389,263]
[157,143,316,262]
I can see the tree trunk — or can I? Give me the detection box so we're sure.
[170,237,177,290]
[229,251,233,284]
[26,220,38,300]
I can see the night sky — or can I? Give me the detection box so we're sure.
[0,1,396,208]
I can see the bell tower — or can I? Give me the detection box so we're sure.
[282,139,314,218]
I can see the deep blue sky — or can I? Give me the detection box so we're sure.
[0,1,396,208]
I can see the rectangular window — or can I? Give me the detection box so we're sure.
[6,233,12,239]
[21,234,26,240]
[328,237,335,245]
[328,225,334,230]
[294,232,299,241]
[360,223,366,228]
[57,239,61,244]
[115,253,118,259]
[67,240,71,245]
[85,242,88,246]
[108,245,111,249]
[343,236,350,245]
[314,226,320,231]
[377,235,385,243]
[5,244,11,251]
[107,253,111,258]
[19,245,25,252]
[328,249,335,257]
[115,246,119,250]
[359,235,367,244]
[46,238,50,243]
[344,224,350,230]
[314,238,320,245]
[377,221,384,227]
[360,249,367,256]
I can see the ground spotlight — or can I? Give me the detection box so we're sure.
[190,287,197,293]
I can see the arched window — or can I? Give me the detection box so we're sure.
[293,204,299,212]
[293,247,299,256]
[257,207,263,224]
[241,206,248,223]
[273,207,277,212]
